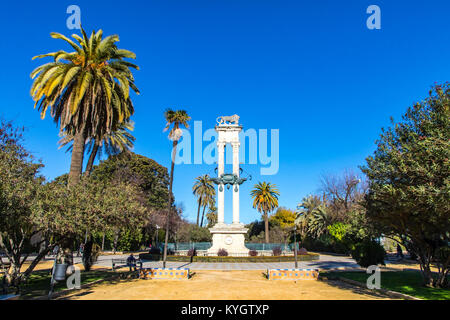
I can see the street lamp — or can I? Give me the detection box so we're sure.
[155,224,160,248]
[293,225,298,269]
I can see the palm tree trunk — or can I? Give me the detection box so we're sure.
[68,130,86,187]
[264,213,270,244]
[200,205,207,227]
[84,142,99,176]
[163,140,178,268]
[196,196,202,226]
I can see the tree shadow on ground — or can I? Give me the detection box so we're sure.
[319,278,392,299]
[306,260,361,269]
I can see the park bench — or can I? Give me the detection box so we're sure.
[111,258,143,271]
[139,267,189,280]
[267,268,320,280]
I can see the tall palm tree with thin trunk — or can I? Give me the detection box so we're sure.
[162,109,190,267]
[30,27,139,186]
[200,195,215,227]
[193,174,215,226]
[250,182,280,243]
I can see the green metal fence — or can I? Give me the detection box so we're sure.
[158,242,295,251]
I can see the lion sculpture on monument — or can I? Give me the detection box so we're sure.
[216,114,240,125]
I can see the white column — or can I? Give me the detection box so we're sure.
[217,141,225,224]
[232,142,240,224]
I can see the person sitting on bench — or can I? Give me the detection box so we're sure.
[126,254,137,271]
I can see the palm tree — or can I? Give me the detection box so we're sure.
[307,205,330,239]
[250,182,280,243]
[58,120,135,175]
[200,194,216,227]
[193,174,215,226]
[162,109,190,267]
[205,205,218,228]
[30,27,139,186]
[295,195,330,240]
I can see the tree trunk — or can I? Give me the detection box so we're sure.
[84,142,99,176]
[196,196,202,226]
[163,140,177,268]
[101,234,105,251]
[264,213,270,244]
[68,130,86,187]
[113,230,119,254]
[200,205,207,227]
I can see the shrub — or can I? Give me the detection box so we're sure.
[149,246,161,254]
[117,228,143,252]
[351,240,386,268]
[217,248,228,256]
[187,248,197,257]
[272,246,282,256]
[249,250,258,257]
[298,247,308,255]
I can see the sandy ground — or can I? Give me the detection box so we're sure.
[61,270,392,300]
[383,261,439,272]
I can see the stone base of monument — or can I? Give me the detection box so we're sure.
[207,223,249,256]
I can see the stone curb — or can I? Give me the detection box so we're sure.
[335,277,422,300]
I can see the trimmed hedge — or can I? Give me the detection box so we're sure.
[139,252,320,263]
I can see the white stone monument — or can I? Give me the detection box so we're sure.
[207,115,250,256]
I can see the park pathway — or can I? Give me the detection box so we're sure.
[74,253,361,271]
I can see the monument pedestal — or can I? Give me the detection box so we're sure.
[207,223,249,256]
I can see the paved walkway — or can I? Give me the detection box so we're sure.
[73,253,361,271]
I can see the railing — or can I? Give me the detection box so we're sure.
[155,242,297,253]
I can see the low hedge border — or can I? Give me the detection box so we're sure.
[139,253,320,263]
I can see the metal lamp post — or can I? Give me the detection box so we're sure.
[293,225,298,268]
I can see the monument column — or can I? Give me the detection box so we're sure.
[208,115,248,257]
[232,142,240,224]
[217,141,225,224]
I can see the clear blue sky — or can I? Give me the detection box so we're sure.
[1,1,449,224]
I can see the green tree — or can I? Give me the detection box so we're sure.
[270,207,296,229]
[0,121,149,286]
[250,182,280,243]
[91,151,170,209]
[30,27,139,186]
[360,83,450,288]
[162,109,190,267]
[193,174,215,226]
[0,121,46,287]
[295,195,330,240]
[270,207,296,245]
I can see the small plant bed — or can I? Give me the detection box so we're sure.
[139,252,319,263]
[322,270,450,300]
[1,269,117,300]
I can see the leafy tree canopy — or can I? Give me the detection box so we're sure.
[90,151,171,209]
[360,83,450,288]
